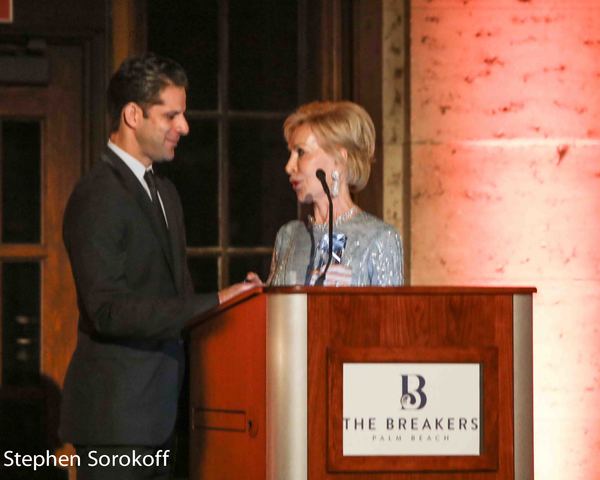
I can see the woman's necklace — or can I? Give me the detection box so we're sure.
[309,205,360,227]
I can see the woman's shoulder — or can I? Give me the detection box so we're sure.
[354,211,400,237]
[273,219,306,247]
[277,219,304,235]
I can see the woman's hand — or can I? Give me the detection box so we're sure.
[322,264,352,286]
[310,264,352,286]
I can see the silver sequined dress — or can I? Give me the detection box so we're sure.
[267,211,404,286]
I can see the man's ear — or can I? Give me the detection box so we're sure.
[122,102,143,129]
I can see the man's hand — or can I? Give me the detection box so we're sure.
[218,272,263,304]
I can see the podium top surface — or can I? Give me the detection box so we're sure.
[265,285,536,295]
[186,285,535,330]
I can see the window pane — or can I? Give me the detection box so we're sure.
[229,120,297,247]
[156,120,218,247]
[187,257,218,294]
[2,121,41,243]
[229,255,272,285]
[147,0,218,110]
[2,263,40,386]
[230,0,298,111]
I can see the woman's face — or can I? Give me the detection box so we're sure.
[285,123,336,204]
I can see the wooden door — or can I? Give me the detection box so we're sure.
[0,43,82,469]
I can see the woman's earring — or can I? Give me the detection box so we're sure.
[331,170,340,198]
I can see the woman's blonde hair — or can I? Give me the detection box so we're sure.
[283,101,375,192]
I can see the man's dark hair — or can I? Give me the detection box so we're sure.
[107,52,189,133]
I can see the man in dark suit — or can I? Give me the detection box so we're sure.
[59,53,257,479]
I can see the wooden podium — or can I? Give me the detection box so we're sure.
[186,286,534,480]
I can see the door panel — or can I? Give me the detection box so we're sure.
[0,43,82,470]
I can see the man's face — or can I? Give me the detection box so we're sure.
[135,84,189,164]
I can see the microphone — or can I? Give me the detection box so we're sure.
[315,169,333,286]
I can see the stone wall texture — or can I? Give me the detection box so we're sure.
[383,1,600,478]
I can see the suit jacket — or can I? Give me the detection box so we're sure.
[59,147,218,446]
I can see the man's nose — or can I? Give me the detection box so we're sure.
[178,116,190,136]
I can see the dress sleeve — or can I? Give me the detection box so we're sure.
[266,222,298,286]
[266,224,285,285]
[367,227,404,286]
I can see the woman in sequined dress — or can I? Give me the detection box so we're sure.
[267,101,404,287]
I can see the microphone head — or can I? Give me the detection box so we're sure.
[315,169,330,195]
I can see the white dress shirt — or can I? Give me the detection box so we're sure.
[107,140,169,227]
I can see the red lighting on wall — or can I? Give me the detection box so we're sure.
[0,0,12,23]
[409,2,600,478]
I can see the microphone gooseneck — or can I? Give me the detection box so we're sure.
[315,169,333,286]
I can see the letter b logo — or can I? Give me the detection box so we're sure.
[400,374,427,410]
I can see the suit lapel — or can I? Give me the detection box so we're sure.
[101,149,176,282]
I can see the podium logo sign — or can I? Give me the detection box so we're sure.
[343,363,481,456]
[400,374,427,410]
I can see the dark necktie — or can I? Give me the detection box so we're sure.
[144,169,169,232]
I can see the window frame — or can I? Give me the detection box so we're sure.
[139,0,385,289]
